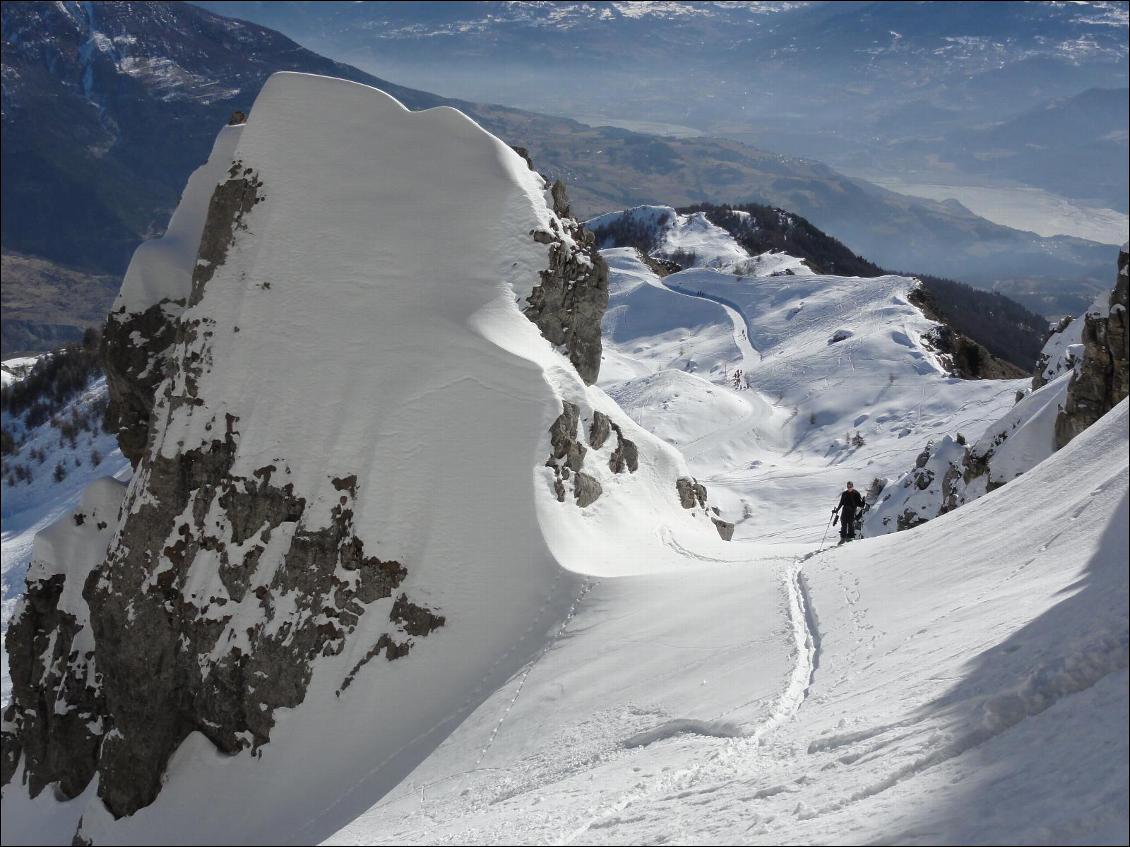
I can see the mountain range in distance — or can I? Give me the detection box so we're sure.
[2,1,1126,356]
[198,1,1129,214]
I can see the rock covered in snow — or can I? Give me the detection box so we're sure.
[1,478,125,797]
[102,124,245,466]
[1055,244,1129,448]
[1032,314,1082,390]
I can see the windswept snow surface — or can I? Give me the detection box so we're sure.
[328,220,1126,842]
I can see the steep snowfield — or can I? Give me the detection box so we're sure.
[2,73,725,845]
[327,400,1129,845]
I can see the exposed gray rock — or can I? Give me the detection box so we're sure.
[3,167,444,820]
[523,179,609,385]
[549,402,586,472]
[711,517,735,541]
[1,573,103,800]
[1056,246,1129,448]
[608,423,639,474]
[897,510,928,532]
[573,472,603,508]
[102,299,182,466]
[546,402,600,506]
[588,411,612,449]
[676,477,708,510]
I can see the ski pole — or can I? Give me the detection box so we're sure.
[819,509,836,550]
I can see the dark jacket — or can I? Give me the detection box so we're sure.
[837,489,864,513]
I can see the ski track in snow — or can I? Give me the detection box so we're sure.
[558,554,819,845]
[475,580,596,768]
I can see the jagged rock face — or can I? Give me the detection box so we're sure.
[2,480,123,801]
[676,477,708,510]
[545,402,638,506]
[1,574,103,799]
[524,180,610,385]
[102,301,183,466]
[5,161,444,819]
[5,79,734,836]
[1056,247,1130,448]
[672,477,732,540]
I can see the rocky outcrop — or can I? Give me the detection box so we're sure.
[607,422,639,475]
[676,476,708,510]
[2,573,103,799]
[102,299,183,465]
[909,286,1026,380]
[1055,245,1129,448]
[524,179,610,385]
[674,477,733,540]
[2,479,123,800]
[710,513,735,541]
[3,164,445,820]
[588,411,612,449]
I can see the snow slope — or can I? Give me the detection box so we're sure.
[865,260,1126,537]
[597,252,1026,543]
[328,400,1129,846]
[2,72,727,845]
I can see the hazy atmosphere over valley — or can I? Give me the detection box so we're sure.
[1,3,1127,846]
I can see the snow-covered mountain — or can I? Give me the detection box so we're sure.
[3,0,1120,360]
[588,203,1044,375]
[590,238,1030,546]
[1,72,732,843]
[2,72,1127,846]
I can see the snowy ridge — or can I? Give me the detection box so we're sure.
[2,72,729,845]
[596,249,1026,544]
[114,124,244,313]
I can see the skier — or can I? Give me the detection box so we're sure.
[833,481,865,544]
